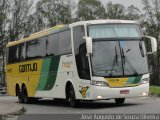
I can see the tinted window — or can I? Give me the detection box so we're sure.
[47,34,58,56]
[73,26,85,55]
[36,37,46,57]
[88,24,142,38]
[9,45,18,63]
[18,43,25,61]
[26,40,37,59]
[73,26,90,80]
[58,30,71,55]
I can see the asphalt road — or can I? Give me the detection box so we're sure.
[1,96,160,120]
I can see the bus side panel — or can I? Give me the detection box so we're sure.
[35,55,86,99]
[6,59,43,97]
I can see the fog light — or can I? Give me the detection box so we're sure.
[97,96,102,99]
[143,92,147,96]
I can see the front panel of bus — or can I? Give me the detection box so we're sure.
[74,23,150,100]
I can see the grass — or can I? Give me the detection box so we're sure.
[149,86,160,94]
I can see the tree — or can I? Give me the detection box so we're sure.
[36,0,73,28]
[0,0,10,86]
[142,0,160,39]
[125,5,140,20]
[141,0,160,86]
[0,0,9,43]
[106,2,126,19]
[8,0,34,41]
[76,0,106,21]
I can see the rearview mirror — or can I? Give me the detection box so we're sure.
[144,35,157,54]
[84,37,93,54]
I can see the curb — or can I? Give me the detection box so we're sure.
[149,93,160,97]
[0,106,25,120]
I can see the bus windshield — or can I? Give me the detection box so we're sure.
[88,24,142,38]
[88,24,148,77]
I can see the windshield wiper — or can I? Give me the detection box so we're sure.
[112,46,118,67]
[121,48,138,76]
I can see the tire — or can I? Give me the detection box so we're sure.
[22,86,30,104]
[69,85,80,108]
[17,89,24,103]
[115,98,125,104]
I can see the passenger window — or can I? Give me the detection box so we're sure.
[47,34,58,56]
[26,40,37,59]
[58,30,71,55]
[18,43,26,61]
[8,45,19,63]
[36,37,46,57]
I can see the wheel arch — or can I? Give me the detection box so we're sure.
[65,80,74,100]
[15,83,20,96]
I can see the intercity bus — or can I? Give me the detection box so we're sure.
[5,20,157,107]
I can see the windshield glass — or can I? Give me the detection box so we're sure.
[91,40,148,77]
[88,24,142,38]
[120,41,148,75]
[92,41,123,77]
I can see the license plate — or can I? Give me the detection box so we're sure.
[120,90,129,94]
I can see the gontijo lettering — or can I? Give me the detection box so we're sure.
[19,63,37,73]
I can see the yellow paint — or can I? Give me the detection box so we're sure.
[105,78,139,87]
[105,78,128,87]
[79,87,89,98]
[6,59,43,97]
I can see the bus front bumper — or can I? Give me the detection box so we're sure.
[90,83,149,100]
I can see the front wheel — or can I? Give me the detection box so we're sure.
[115,98,125,104]
[69,85,80,108]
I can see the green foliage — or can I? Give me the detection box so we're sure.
[36,0,73,28]
[106,2,126,19]
[125,5,141,20]
[141,0,160,86]
[76,0,106,21]
[150,86,160,94]
[8,0,34,41]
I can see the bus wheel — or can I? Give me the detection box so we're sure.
[17,89,24,103]
[115,98,125,104]
[22,86,30,104]
[69,85,80,108]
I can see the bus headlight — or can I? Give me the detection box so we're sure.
[140,78,150,84]
[92,80,108,87]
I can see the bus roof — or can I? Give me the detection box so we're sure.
[69,19,138,27]
[6,24,68,47]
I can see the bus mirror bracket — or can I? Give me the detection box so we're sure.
[144,35,157,54]
[84,37,93,54]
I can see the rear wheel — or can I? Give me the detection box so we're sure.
[69,85,80,108]
[115,98,125,104]
[22,86,30,104]
[17,89,24,103]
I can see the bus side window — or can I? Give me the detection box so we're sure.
[36,37,46,57]
[78,43,90,79]
[58,30,72,55]
[18,43,26,61]
[47,34,59,56]
[73,26,90,80]
[26,40,37,60]
[8,45,18,63]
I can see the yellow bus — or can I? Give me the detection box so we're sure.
[5,20,157,107]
